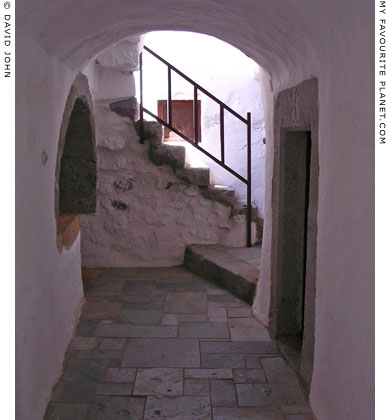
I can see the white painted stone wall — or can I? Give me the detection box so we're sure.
[16,2,374,420]
[80,98,238,268]
[15,31,92,420]
[141,32,266,215]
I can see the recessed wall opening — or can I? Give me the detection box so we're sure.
[158,99,202,142]
[269,78,319,390]
[276,130,312,350]
[56,97,97,252]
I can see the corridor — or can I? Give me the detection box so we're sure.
[44,267,313,420]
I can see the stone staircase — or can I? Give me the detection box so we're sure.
[134,119,258,242]
[132,119,261,304]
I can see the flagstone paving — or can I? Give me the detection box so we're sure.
[44,266,314,420]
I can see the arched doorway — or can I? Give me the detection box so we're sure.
[55,74,97,252]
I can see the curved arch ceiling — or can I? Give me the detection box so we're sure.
[18,0,354,83]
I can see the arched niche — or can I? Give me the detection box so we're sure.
[55,73,97,251]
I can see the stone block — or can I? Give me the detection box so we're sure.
[184,369,233,379]
[133,368,183,396]
[76,350,122,361]
[175,166,210,186]
[201,353,245,369]
[69,336,100,351]
[134,120,163,144]
[233,368,266,384]
[122,281,155,296]
[227,307,252,318]
[149,144,186,168]
[207,308,227,323]
[200,340,277,355]
[62,359,108,383]
[179,322,230,339]
[82,302,122,320]
[213,407,285,420]
[122,338,200,368]
[117,309,162,325]
[236,383,306,407]
[156,282,206,292]
[144,396,211,420]
[96,35,143,72]
[104,368,137,383]
[109,97,138,120]
[44,403,90,420]
[95,324,177,338]
[245,355,263,368]
[184,378,210,395]
[210,379,237,406]
[199,185,236,206]
[229,318,270,341]
[59,381,96,402]
[261,358,298,383]
[184,245,258,304]
[96,382,134,396]
[87,396,145,420]
[164,292,207,313]
[99,338,127,350]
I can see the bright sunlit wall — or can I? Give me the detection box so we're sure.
[135,31,266,217]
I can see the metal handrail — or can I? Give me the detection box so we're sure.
[139,46,252,247]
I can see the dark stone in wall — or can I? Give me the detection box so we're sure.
[133,120,163,144]
[111,200,128,210]
[113,179,133,192]
[149,144,185,169]
[109,97,138,121]
[59,99,97,214]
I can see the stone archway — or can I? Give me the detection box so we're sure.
[55,74,97,251]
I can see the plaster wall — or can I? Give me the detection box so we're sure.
[16,2,374,420]
[141,32,266,215]
[15,32,91,420]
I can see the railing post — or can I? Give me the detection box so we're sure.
[194,86,199,143]
[139,52,144,144]
[246,112,252,247]
[220,105,225,164]
[168,66,172,125]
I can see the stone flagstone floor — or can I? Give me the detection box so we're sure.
[44,266,314,420]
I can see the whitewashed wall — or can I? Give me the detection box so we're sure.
[16,2,374,420]
[141,32,266,215]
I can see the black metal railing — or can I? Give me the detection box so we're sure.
[139,45,252,247]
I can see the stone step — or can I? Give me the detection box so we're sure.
[199,185,236,207]
[149,144,186,168]
[232,202,259,222]
[175,166,210,187]
[184,244,260,304]
[134,120,164,144]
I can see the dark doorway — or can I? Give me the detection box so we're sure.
[276,131,312,347]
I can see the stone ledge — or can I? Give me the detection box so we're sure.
[57,214,80,251]
[199,186,236,207]
[184,244,259,304]
[149,144,186,168]
[175,166,210,187]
